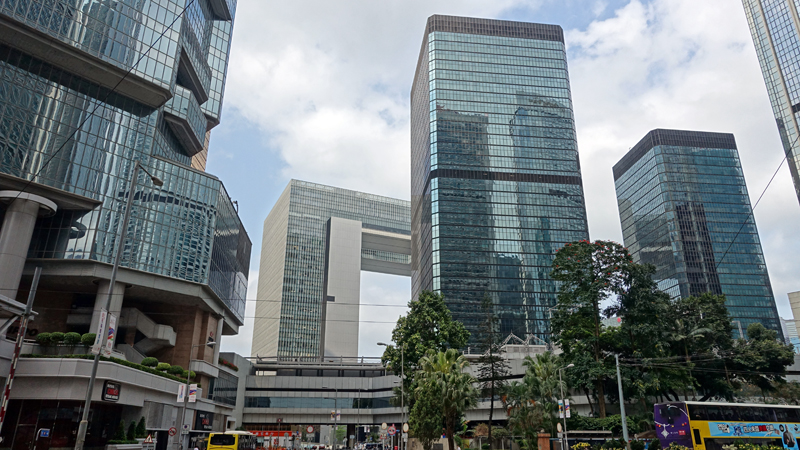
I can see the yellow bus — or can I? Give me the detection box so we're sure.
[655,402,800,450]
[208,431,258,450]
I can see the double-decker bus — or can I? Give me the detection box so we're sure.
[655,402,800,450]
[208,431,258,450]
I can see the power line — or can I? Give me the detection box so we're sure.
[3,0,196,204]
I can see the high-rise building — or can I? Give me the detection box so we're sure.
[0,0,249,445]
[410,15,590,344]
[254,180,411,358]
[742,0,800,204]
[614,129,780,335]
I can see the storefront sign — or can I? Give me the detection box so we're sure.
[102,380,121,402]
[195,411,214,431]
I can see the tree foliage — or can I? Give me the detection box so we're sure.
[410,381,444,450]
[416,349,477,450]
[382,290,470,410]
[477,294,510,445]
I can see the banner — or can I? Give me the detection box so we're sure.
[103,314,117,357]
[558,400,564,419]
[331,410,336,421]
[91,309,107,355]
[189,384,198,403]
[177,384,186,402]
[565,399,571,418]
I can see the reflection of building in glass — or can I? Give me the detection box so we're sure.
[254,180,411,359]
[780,317,800,354]
[788,292,800,353]
[410,15,590,345]
[742,0,800,205]
[0,0,247,444]
[614,129,780,336]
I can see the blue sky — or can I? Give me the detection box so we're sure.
[214,0,800,356]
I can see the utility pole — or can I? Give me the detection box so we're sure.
[558,364,574,450]
[615,355,631,450]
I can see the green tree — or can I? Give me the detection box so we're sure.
[113,420,126,441]
[523,352,567,435]
[503,381,542,450]
[410,381,444,450]
[135,417,147,438]
[476,294,510,446]
[551,240,633,417]
[731,323,795,394]
[416,349,477,450]
[382,291,470,411]
[127,421,136,441]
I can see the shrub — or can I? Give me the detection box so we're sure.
[114,420,126,441]
[631,441,645,450]
[64,332,82,345]
[481,445,490,450]
[181,370,197,379]
[81,333,96,346]
[219,358,239,371]
[665,444,690,450]
[135,417,147,438]
[603,439,625,450]
[50,332,65,344]
[141,357,158,367]
[36,333,52,346]
[156,363,171,372]
[649,439,661,450]
[127,421,136,441]
[572,444,591,450]
[167,365,184,375]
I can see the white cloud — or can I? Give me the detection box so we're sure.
[565,0,800,315]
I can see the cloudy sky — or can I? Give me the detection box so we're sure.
[214,0,800,357]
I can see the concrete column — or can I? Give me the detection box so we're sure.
[89,280,126,333]
[0,191,56,300]
[213,316,224,364]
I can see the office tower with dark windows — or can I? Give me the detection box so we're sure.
[254,180,411,359]
[614,129,781,336]
[0,0,249,444]
[410,15,590,345]
[742,0,800,204]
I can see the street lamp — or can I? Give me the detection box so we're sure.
[75,161,163,450]
[179,341,217,450]
[378,342,405,450]
[558,364,574,450]
[323,384,339,449]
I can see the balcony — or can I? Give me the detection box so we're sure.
[164,85,208,156]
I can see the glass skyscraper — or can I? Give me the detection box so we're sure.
[614,129,781,335]
[410,15,590,344]
[254,180,411,358]
[742,0,800,204]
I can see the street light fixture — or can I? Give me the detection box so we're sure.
[378,342,405,450]
[558,364,575,450]
[178,341,217,450]
[75,160,163,450]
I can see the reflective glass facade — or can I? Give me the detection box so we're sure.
[742,0,800,204]
[255,181,410,358]
[614,129,780,334]
[410,16,590,344]
[0,0,249,320]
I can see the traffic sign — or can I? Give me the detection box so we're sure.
[307,426,315,434]
[143,435,154,444]
[168,427,177,436]
[388,426,396,436]
[402,423,409,433]
[381,423,387,430]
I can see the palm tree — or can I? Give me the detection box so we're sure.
[503,381,541,450]
[416,349,478,450]
[669,318,711,398]
[523,352,566,435]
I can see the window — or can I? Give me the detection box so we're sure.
[210,435,236,446]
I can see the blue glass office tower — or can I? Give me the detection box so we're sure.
[742,0,800,205]
[614,129,780,335]
[410,15,590,344]
[0,0,248,443]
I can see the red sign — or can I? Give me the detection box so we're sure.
[168,427,177,436]
[251,431,292,437]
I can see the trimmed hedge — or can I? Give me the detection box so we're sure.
[50,332,65,343]
[167,365,184,375]
[36,332,52,346]
[156,362,171,371]
[141,357,158,367]
[81,333,96,346]
[20,354,200,387]
[64,332,82,345]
